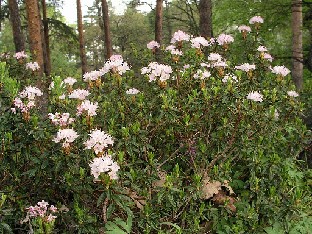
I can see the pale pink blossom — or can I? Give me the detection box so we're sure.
[165,45,176,51]
[84,129,114,155]
[147,40,160,49]
[26,62,40,71]
[53,129,79,148]
[193,70,211,80]
[271,65,290,77]
[170,49,183,56]
[171,30,190,43]
[63,77,77,86]
[89,155,120,180]
[217,34,234,46]
[19,86,43,100]
[238,25,251,32]
[100,55,130,75]
[235,63,256,72]
[68,89,90,100]
[208,53,222,61]
[126,88,140,95]
[222,74,238,83]
[141,62,173,82]
[190,36,209,48]
[14,51,28,59]
[48,112,75,127]
[83,70,102,82]
[257,46,268,52]
[247,91,263,102]
[249,16,264,24]
[287,90,299,97]
[263,53,273,62]
[77,100,98,117]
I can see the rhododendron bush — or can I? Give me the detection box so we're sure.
[0,16,311,233]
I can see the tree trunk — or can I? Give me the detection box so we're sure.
[8,0,25,52]
[41,0,51,76]
[199,0,213,38]
[155,0,163,61]
[77,0,88,74]
[101,0,112,59]
[291,0,303,90]
[25,0,44,76]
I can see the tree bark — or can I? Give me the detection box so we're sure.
[155,0,163,61]
[101,0,112,59]
[199,0,213,38]
[41,0,51,76]
[291,0,303,90]
[77,0,88,74]
[25,0,44,76]
[8,0,25,52]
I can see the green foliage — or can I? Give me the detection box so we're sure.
[0,17,311,234]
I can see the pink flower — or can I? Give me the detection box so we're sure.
[247,91,263,102]
[191,36,209,48]
[101,55,130,75]
[84,129,114,155]
[271,65,290,77]
[53,129,79,148]
[249,16,264,24]
[126,88,140,95]
[217,34,234,46]
[222,74,238,83]
[83,70,102,82]
[19,86,43,100]
[238,25,251,32]
[48,112,75,127]
[63,77,77,86]
[235,63,256,72]
[26,62,40,71]
[208,53,222,62]
[77,100,98,117]
[46,214,57,222]
[141,62,173,82]
[287,90,299,97]
[257,46,268,52]
[193,70,211,80]
[171,30,190,43]
[89,155,120,180]
[14,51,28,59]
[68,89,90,100]
[263,53,273,62]
[147,40,160,49]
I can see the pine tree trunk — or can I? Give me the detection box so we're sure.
[77,0,88,74]
[101,0,112,59]
[25,0,44,76]
[292,0,303,90]
[155,0,163,61]
[199,0,213,38]
[41,0,51,76]
[8,0,25,52]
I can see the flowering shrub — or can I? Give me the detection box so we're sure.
[0,16,311,234]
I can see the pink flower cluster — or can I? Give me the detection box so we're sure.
[100,55,130,75]
[171,30,190,44]
[83,70,103,82]
[247,91,263,102]
[147,40,160,50]
[84,129,114,155]
[53,128,79,148]
[89,155,120,180]
[238,25,251,33]
[141,62,173,82]
[249,16,264,24]
[222,74,238,83]
[287,90,299,97]
[76,100,98,117]
[271,65,290,77]
[126,88,140,95]
[26,200,57,223]
[68,89,90,100]
[193,69,211,80]
[48,112,75,127]
[235,63,256,72]
[190,36,209,49]
[26,62,40,71]
[13,86,43,113]
[63,77,77,86]
[14,51,28,59]
[217,34,234,46]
